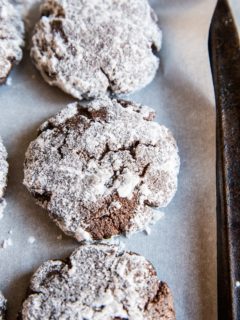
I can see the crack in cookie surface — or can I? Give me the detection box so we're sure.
[19,244,176,320]
[23,98,180,241]
[31,0,162,99]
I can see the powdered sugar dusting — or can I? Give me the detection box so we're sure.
[20,244,175,319]
[24,97,180,241]
[28,236,36,244]
[0,0,24,83]
[31,0,162,99]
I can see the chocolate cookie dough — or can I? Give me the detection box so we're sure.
[23,98,180,241]
[0,291,6,320]
[0,0,24,84]
[19,244,176,319]
[0,138,8,218]
[31,0,162,99]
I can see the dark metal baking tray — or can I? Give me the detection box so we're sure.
[209,0,240,319]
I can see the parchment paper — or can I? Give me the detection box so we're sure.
[0,0,226,318]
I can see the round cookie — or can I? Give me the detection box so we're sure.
[0,138,8,218]
[24,98,180,241]
[19,244,176,319]
[0,0,24,84]
[31,0,162,99]
[0,291,6,320]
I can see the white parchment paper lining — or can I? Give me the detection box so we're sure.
[0,0,227,318]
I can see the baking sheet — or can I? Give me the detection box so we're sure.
[0,0,220,319]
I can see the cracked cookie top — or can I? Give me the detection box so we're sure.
[23,98,180,241]
[0,0,24,84]
[0,291,6,320]
[20,244,176,320]
[0,138,8,218]
[31,0,161,99]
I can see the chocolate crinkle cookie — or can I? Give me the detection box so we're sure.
[0,138,8,218]
[31,0,162,99]
[23,98,180,241]
[0,291,6,320]
[19,244,176,319]
[0,0,24,84]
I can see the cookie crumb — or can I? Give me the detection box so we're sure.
[28,236,36,244]
[103,237,125,250]
[57,234,62,240]
[144,226,151,235]
[1,238,13,249]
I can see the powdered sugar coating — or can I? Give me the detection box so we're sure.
[0,291,6,320]
[0,0,24,83]
[23,98,180,241]
[31,0,161,99]
[0,138,8,218]
[20,244,176,319]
